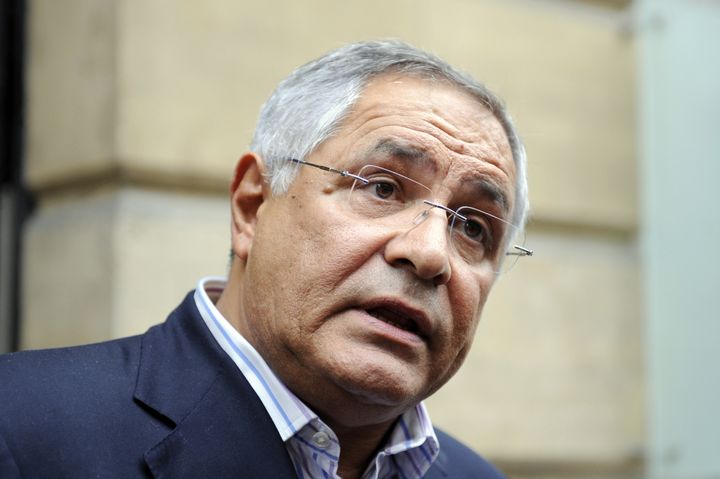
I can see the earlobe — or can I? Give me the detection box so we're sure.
[230,153,267,261]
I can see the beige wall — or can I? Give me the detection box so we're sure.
[23,0,640,476]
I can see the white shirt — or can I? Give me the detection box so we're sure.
[194,277,439,478]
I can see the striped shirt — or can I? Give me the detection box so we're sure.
[194,277,440,479]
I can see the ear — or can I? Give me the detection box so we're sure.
[229,153,267,262]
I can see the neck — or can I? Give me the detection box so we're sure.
[329,419,395,479]
[215,261,248,336]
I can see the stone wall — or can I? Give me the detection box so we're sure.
[22,0,641,476]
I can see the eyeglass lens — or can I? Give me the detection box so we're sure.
[347,165,526,274]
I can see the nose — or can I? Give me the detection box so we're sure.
[383,209,452,285]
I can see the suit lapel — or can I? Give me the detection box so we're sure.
[134,293,296,478]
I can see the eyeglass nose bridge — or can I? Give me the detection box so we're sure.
[413,200,465,227]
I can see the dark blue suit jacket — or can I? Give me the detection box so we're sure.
[0,292,506,478]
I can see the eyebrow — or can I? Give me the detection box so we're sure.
[469,178,510,217]
[368,138,436,172]
[366,138,510,217]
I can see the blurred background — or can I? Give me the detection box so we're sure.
[1,0,718,478]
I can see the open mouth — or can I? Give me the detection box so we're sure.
[366,307,421,336]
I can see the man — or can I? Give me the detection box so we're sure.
[0,40,530,478]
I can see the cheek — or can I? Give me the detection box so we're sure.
[446,269,492,350]
[251,199,383,321]
[430,276,488,388]
[293,206,386,287]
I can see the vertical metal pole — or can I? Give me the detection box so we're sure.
[0,0,28,354]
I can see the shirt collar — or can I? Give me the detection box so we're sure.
[194,276,315,440]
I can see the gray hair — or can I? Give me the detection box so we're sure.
[250,40,529,229]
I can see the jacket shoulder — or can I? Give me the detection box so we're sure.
[0,335,158,477]
[0,335,143,396]
[0,336,144,428]
[0,292,212,477]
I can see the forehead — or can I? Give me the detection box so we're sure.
[317,74,516,213]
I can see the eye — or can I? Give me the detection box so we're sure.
[463,218,487,242]
[360,175,403,201]
[455,213,496,253]
[373,181,395,199]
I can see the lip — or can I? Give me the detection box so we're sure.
[357,297,434,342]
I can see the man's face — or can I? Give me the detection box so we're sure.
[239,74,516,424]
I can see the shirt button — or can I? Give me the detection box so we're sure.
[312,431,331,449]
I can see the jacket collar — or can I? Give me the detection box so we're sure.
[134,292,296,477]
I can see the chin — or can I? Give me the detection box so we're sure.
[329,356,429,409]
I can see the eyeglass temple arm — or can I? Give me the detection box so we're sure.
[507,245,533,257]
[288,158,369,184]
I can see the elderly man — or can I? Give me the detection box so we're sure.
[0,41,530,478]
